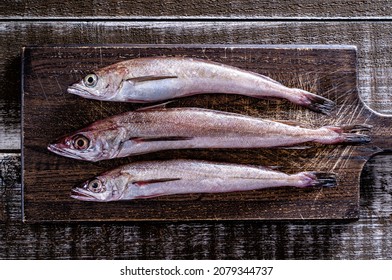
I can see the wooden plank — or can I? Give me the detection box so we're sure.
[0,24,21,150]
[2,153,392,258]
[1,0,392,19]
[2,21,392,152]
[0,155,4,221]
[22,44,384,222]
[0,52,20,150]
[0,154,21,222]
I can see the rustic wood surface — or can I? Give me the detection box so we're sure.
[0,22,392,150]
[1,16,392,257]
[23,45,376,222]
[3,21,392,151]
[1,0,392,19]
[2,153,392,259]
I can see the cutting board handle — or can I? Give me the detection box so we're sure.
[361,102,392,154]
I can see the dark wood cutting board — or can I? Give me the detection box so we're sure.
[21,45,391,223]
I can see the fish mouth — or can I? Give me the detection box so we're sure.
[67,84,95,98]
[71,188,99,202]
[47,143,84,160]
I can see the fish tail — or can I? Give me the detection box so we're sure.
[298,172,337,188]
[317,125,372,144]
[294,89,335,115]
[341,133,372,144]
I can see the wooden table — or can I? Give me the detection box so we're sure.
[1,1,392,259]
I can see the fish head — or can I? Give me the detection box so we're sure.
[67,67,127,101]
[71,173,127,202]
[47,125,124,161]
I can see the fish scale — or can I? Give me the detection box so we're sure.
[47,107,371,162]
[67,56,335,114]
[71,159,338,202]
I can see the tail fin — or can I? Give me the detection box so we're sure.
[297,90,335,115]
[342,134,371,144]
[337,124,373,133]
[301,172,337,188]
[323,124,372,144]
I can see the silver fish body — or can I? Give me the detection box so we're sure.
[67,57,335,114]
[47,107,371,162]
[71,159,337,202]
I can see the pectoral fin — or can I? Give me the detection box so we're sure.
[135,101,173,112]
[132,178,181,187]
[129,136,193,143]
[126,75,178,83]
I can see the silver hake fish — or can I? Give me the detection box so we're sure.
[71,160,337,202]
[47,107,371,162]
[67,57,335,114]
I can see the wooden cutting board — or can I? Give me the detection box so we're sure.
[21,45,391,223]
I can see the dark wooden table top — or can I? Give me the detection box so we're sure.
[1,1,392,259]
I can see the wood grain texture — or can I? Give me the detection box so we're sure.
[2,21,392,151]
[0,154,21,222]
[1,0,392,19]
[2,153,392,259]
[22,45,380,222]
[1,20,392,258]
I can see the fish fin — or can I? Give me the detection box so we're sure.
[273,119,304,127]
[341,134,371,144]
[342,124,373,132]
[295,89,335,115]
[134,194,166,199]
[129,136,193,143]
[321,125,371,144]
[126,75,178,83]
[257,165,282,171]
[267,165,282,170]
[257,74,283,85]
[135,101,173,112]
[278,145,312,150]
[326,124,372,133]
[132,178,181,187]
[300,172,337,188]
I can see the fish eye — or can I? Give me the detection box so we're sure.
[83,73,98,87]
[72,134,90,150]
[88,178,104,193]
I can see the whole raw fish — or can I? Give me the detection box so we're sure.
[47,107,371,162]
[71,159,337,202]
[67,57,335,114]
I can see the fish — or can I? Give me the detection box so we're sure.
[67,56,335,114]
[47,107,372,162]
[70,159,337,202]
